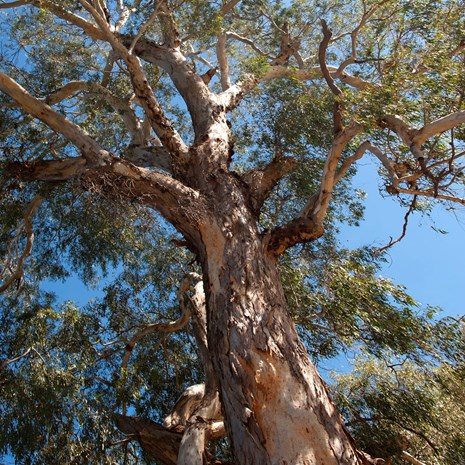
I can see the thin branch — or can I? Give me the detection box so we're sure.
[395,186,465,205]
[40,80,144,145]
[366,142,400,189]
[0,347,32,370]
[128,2,162,53]
[375,195,417,253]
[334,140,371,184]
[225,31,272,58]
[221,65,369,111]
[0,195,43,292]
[120,273,197,378]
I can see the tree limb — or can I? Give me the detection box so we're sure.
[40,80,146,146]
[401,451,427,465]
[266,218,324,256]
[125,146,173,172]
[0,195,43,292]
[241,156,298,214]
[0,73,110,165]
[216,32,231,90]
[0,347,32,370]
[413,110,465,146]
[319,20,343,97]
[0,0,27,8]
[303,123,363,223]
[220,65,369,111]
[29,0,105,40]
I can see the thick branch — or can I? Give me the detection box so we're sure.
[319,20,343,97]
[125,146,173,172]
[0,0,27,7]
[0,73,110,165]
[242,156,298,214]
[123,38,216,138]
[157,0,181,48]
[413,110,465,145]
[7,157,206,245]
[266,218,324,256]
[115,415,181,465]
[216,32,231,91]
[303,123,363,223]
[380,115,417,146]
[29,0,105,40]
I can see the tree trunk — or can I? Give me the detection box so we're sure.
[195,172,362,465]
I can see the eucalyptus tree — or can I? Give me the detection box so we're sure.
[0,1,464,464]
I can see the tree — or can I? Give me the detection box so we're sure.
[0,1,464,464]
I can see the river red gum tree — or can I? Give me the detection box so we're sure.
[1,1,464,464]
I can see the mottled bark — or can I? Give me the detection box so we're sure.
[184,158,362,464]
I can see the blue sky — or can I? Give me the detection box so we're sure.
[342,159,465,318]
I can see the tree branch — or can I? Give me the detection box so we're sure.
[29,0,105,40]
[0,73,110,165]
[375,195,417,253]
[79,1,189,158]
[115,415,181,465]
[0,347,32,370]
[413,110,465,146]
[41,80,146,146]
[303,123,363,223]
[242,156,298,214]
[157,0,181,49]
[220,65,369,111]
[266,218,324,256]
[216,32,231,91]
[0,0,27,8]
[401,451,427,465]
[319,20,343,97]
[125,146,173,172]
[0,195,43,292]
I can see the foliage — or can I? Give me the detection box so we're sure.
[0,0,464,464]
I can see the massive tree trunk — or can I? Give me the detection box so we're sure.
[185,138,362,464]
